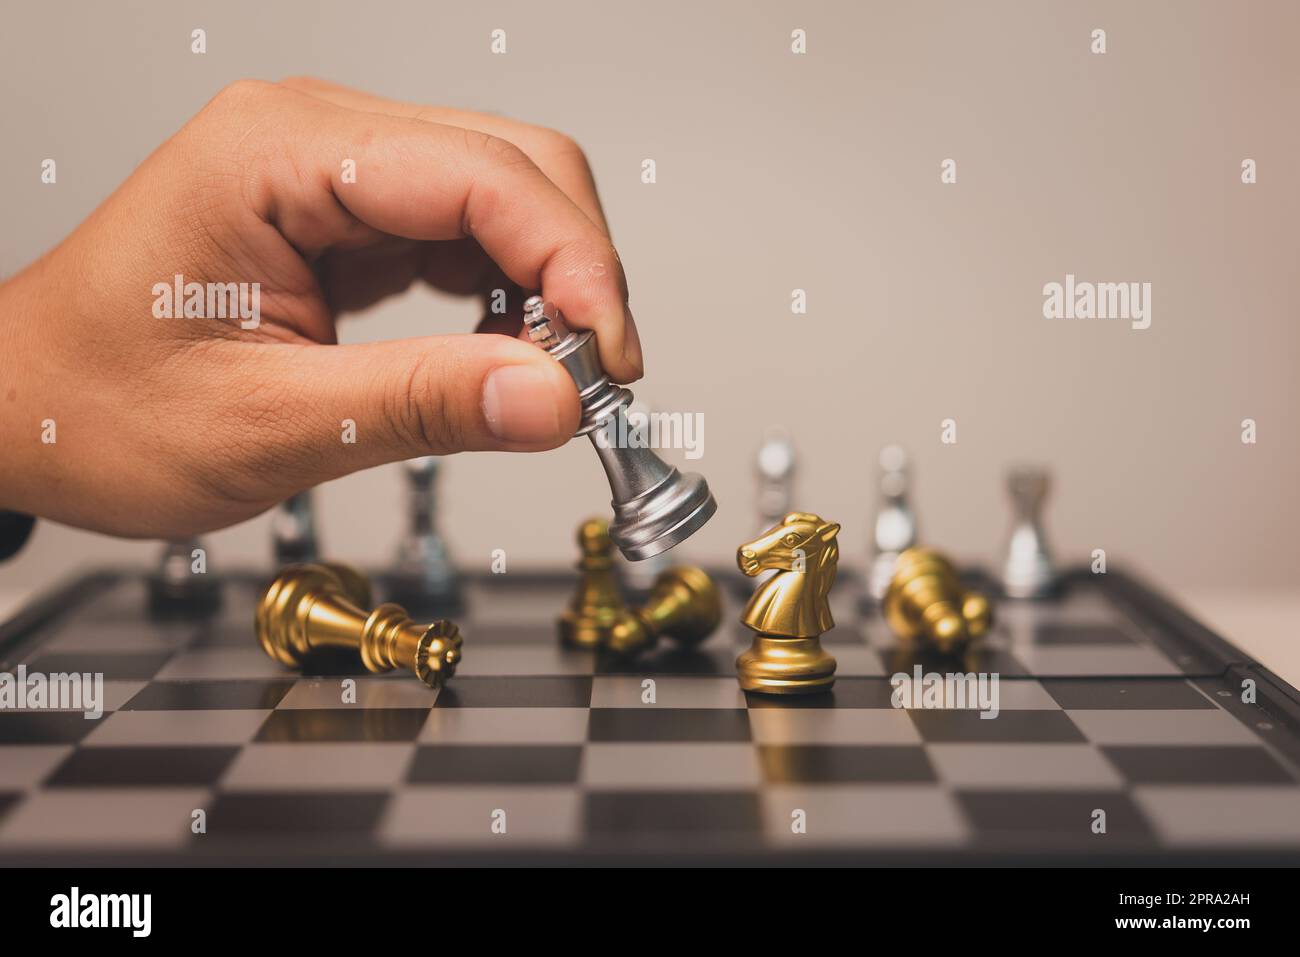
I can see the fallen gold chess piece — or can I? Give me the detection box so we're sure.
[607,565,720,656]
[558,518,720,655]
[257,563,462,689]
[736,512,841,694]
[882,547,992,655]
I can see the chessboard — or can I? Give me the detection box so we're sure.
[1,563,1299,865]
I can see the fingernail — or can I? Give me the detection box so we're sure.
[481,365,565,444]
[621,303,644,376]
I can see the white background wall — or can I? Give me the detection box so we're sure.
[1,0,1297,595]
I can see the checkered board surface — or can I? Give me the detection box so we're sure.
[2,565,1299,864]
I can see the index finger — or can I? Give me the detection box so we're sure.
[278,76,613,237]
[232,81,642,381]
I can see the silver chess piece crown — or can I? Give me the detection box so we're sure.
[868,444,918,601]
[522,296,716,561]
[1001,466,1057,599]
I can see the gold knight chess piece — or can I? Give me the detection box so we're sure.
[257,563,462,689]
[558,518,631,648]
[736,512,841,694]
[882,547,992,655]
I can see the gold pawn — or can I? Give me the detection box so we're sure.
[607,566,721,656]
[882,547,992,655]
[256,563,462,688]
[558,518,630,648]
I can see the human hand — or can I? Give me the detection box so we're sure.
[0,77,641,538]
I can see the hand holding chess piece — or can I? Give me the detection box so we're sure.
[559,518,720,655]
[736,512,841,694]
[257,563,462,689]
[522,297,715,560]
[883,547,992,656]
[2,81,642,543]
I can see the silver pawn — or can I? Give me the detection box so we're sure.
[1002,466,1057,599]
[867,445,918,601]
[389,456,463,614]
[272,490,320,564]
[755,427,796,530]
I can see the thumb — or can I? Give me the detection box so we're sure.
[226,333,580,486]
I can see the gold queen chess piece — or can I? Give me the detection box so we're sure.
[256,563,462,689]
[736,512,841,694]
[521,296,716,560]
[882,547,993,655]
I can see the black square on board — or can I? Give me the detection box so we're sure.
[958,790,1155,839]
[1041,678,1214,711]
[744,678,897,710]
[759,745,935,784]
[206,792,387,834]
[408,745,583,784]
[907,709,1085,743]
[433,677,592,709]
[255,707,429,743]
[0,712,100,745]
[1102,745,1293,785]
[45,745,238,788]
[122,679,296,711]
[584,791,761,835]
[588,709,751,743]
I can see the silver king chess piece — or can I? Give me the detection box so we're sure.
[387,456,464,615]
[272,490,320,565]
[867,444,918,601]
[522,296,716,561]
[614,396,670,596]
[1001,466,1057,599]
